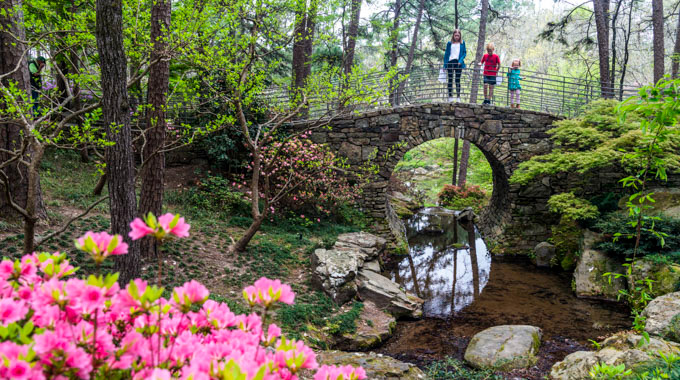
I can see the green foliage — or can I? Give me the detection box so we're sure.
[277,291,336,340]
[589,363,632,379]
[168,174,250,217]
[548,192,599,221]
[510,99,680,186]
[425,357,504,380]
[632,351,680,379]
[593,214,680,259]
[438,184,487,213]
[590,192,621,214]
[550,216,582,271]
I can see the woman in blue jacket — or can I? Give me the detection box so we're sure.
[443,29,466,102]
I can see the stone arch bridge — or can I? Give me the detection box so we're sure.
[308,102,560,251]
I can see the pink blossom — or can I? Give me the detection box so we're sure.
[172,280,209,309]
[7,360,31,380]
[75,231,128,263]
[158,213,191,238]
[0,299,28,325]
[243,277,295,307]
[129,218,154,240]
[314,365,367,380]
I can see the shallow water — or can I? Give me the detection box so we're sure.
[379,208,631,374]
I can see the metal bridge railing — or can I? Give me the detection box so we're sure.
[260,65,641,120]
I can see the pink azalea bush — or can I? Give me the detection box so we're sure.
[0,213,365,380]
[239,135,361,217]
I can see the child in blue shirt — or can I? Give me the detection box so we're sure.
[507,59,522,108]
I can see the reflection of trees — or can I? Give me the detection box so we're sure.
[396,209,492,317]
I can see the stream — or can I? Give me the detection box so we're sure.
[379,207,631,377]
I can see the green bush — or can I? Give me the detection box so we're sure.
[425,357,503,380]
[438,184,487,213]
[593,213,680,259]
[551,216,583,271]
[548,193,599,221]
[171,174,250,216]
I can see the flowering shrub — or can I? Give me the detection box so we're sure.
[438,184,487,213]
[240,135,361,217]
[0,213,365,380]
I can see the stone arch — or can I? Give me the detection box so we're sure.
[308,102,560,245]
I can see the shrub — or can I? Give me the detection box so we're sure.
[438,184,487,213]
[548,192,599,221]
[171,174,250,216]
[426,357,503,380]
[0,215,365,380]
[593,213,680,259]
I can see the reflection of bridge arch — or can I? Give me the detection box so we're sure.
[308,102,560,248]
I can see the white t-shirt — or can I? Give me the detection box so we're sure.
[449,43,460,62]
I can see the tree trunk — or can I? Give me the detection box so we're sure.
[139,0,171,259]
[395,0,425,104]
[457,140,471,186]
[619,0,633,99]
[230,152,264,252]
[93,174,107,195]
[609,0,623,91]
[96,0,140,284]
[469,0,489,104]
[0,0,46,221]
[672,8,680,79]
[292,0,316,90]
[452,137,459,186]
[343,0,362,76]
[388,0,401,105]
[593,0,612,97]
[652,0,665,82]
[454,0,459,28]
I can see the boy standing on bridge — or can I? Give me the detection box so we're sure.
[480,43,500,105]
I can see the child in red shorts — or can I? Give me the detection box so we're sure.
[480,42,500,105]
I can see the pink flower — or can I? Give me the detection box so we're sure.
[0,299,28,325]
[148,368,171,380]
[129,213,190,241]
[129,218,155,240]
[314,365,367,380]
[80,285,105,313]
[243,277,295,307]
[75,231,128,263]
[158,213,190,238]
[7,360,31,380]
[172,280,209,309]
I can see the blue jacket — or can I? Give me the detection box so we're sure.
[443,41,466,69]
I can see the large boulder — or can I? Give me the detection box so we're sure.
[573,231,626,301]
[630,260,680,298]
[464,325,542,371]
[332,301,396,351]
[307,351,426,380]
[643,291,680,343]
[311,249,360,304]
[356,269,423,318]
[550,331,680,379]
[311,232,387,304]
[334,232,387,261]
[533,242,556,268]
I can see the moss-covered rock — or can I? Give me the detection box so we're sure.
[303,351,426,380]
[573,231,626,301]
[463,325,542,371]
[552,216,583,271]
[629,259,680,298]
[550,331,680,380]
[331,301,396,351]
[643,291,680,343]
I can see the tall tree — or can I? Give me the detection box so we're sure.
[651,0,664,82]
[343,0,362,75]
[0,0,47,251]
[673,9,680,79]
[139,0,171,259]
[395,0,425,104]
[292,0,317,91]
[387,0,402,105]
[95,0,140,283]
[593,0,612,97]
[609,0,623,91]
[619,0,634,98]
[461,0,489,186]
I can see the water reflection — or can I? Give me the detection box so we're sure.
[389,207,491,317]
